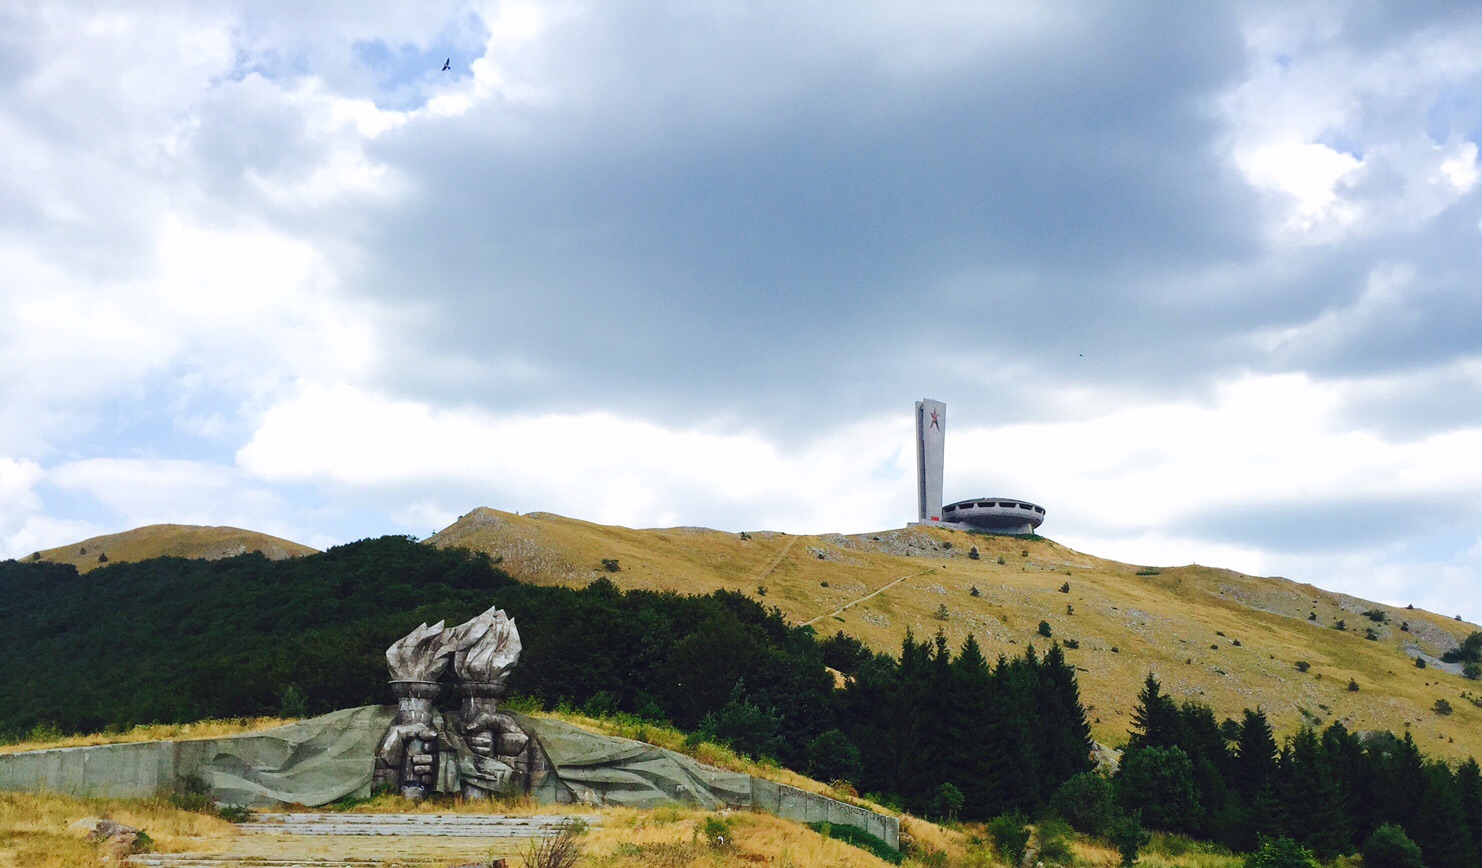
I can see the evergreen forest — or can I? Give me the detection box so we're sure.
[1110,674,1482,867]
[0,537,1090,819]
[2,536,1481,862]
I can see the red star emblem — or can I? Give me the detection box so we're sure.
[929,410,940,430]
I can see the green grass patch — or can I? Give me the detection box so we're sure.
[808,820,902,863]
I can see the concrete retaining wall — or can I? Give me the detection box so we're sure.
[0,709,899,851]
[750,777,900,849]
[0,740,182,800]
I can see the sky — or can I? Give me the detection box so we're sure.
[3,1,1482,621]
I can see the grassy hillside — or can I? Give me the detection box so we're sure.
[29,524,316,573]
[431,507,1482,761]
[25,509,1482,759]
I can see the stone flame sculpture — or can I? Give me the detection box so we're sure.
[446,606,534,798]
[373,606,544,800]
[373,620,457,797]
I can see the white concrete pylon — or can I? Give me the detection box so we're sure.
[915,399,946,523]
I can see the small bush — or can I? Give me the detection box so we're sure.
[1363,609,1388,623]
[935,604,949,621]
[929,781,964,821]
[1246,835,1317,868]
[1307,612,1316,621]
[1362,823,1424,868]
[1049,772,1113,835]
[1059,582,1071,593]
[969,585,981,597]
[1035,818,1074,865]
[1106,812,1148,868]
[168,773,215,814]
[986,813,1031,863]
[600,558,620,572]
[1465,661,1482,681]
[968,546,980,560]
[1400,621,1410,632]
[1415,657,1427,669]
[1064,638,1079,649]
[1433,698,1453,715]
[702,815,732,848]
[1066,604,1074,616]
[806,729,863,784]
[757,585,767,596]
[1334,619,1346,631]
[523,819,585,868]
[217,804,252,823]
[1295,661,1310,672]
[997,556,1007,565]
[1365,628,1379,641]
[98,552,108,563]
[1348,678,1360,692]
[1038,621,1053,638]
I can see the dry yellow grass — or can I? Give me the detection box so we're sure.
[30,523,316,573]
[0,791,235,868]
[0,717,292,755]
[433,508,1482,761]
[577,806,948,868]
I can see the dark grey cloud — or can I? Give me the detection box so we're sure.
[314,4,1261,433]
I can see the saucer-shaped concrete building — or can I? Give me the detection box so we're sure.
[941,498,1045,534]
[914,399,1046,535]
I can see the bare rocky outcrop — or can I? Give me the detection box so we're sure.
[68,817,148,862]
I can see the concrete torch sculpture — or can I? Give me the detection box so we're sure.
[373,607,545,800]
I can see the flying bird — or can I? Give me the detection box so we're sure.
[441,58,451,71]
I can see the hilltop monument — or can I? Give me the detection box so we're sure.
[915,399,947,523]
[913,399,1046,534]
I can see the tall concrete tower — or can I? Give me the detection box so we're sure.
[915,399,946,523]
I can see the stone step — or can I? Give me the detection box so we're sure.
[233,812,595,837]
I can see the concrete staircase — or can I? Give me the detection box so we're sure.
[129,812,594,868]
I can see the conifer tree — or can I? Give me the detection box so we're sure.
[1127,673,1179,750]
[1278,727,1354,858]
[1233,709,1279,800]
[1407,761,1477,868]
[945,634,997,819]
[1370,732,1427,834]
[1456,758,1482,859]
[1038,643,1096,785]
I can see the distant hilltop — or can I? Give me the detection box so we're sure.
[28,524,317,573]
[25,507,1482,760]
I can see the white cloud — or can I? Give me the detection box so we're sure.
[237,382,913,533]
[1223,8,1482,242]
[47,457,295,540]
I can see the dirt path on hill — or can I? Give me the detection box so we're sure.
[803,569,934,626]
[753,536,799,583]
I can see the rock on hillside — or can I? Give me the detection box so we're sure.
[29,524,317,573]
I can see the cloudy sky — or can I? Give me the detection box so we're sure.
[4,1,1482,619]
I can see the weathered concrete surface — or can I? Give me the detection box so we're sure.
[0,706,393,806]
[752,777,900,848]
[130,812,590,868]
[915,399,946,523]
[0,706,898,848]
[517,715,898,848]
